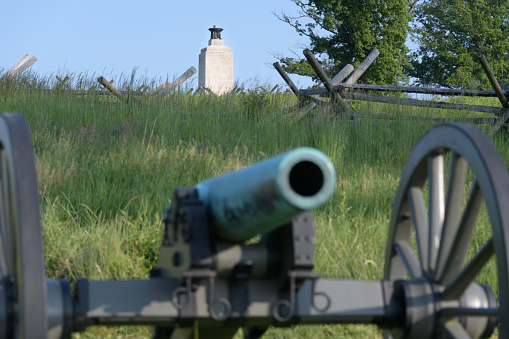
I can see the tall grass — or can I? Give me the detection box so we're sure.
[0,72,507,338]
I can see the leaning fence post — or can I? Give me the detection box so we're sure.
[340,49,380,93]
[136,85,149,95]
[97,77,126,102]
[9,57,37,79]
[274,58,355,119]
[148,80,172,96]
[331,64,354,86]
[1,55,37,81]
[203,87,217,95]
[55,75,73,91]
[1,54,30,80]
[303,49,349,113]
[478,54,508,108]
[491,110,509,134]
[273,62,302,99]
[273,62,318,119]
[271,84,280,93]
[154,66,196,99]
[297,63,355,119]
[99,79,114,93]
[477,54,509,134]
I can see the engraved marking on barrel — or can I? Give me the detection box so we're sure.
[222,182,279,226]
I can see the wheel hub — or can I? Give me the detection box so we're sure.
[391,278,496,339]
[393,278,435,339]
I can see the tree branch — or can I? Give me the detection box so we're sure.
[408,0,419,14]
[274,10,314,38]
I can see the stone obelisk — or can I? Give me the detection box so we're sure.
[198,26,233,95]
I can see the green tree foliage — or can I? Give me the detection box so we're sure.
[276,0,413,85]
[410,0,509,88]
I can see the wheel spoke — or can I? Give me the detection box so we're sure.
[407,187,429,271]
[441,320,471,339]
[441,307,498,318]
[394,241,422,279]
[438,181,484,285]
[436,154,468,280]
[442,238,494,300]
[428,153,445,274]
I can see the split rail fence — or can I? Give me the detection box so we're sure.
[64,66,198,103]
[2,56,287,104]
[275,49,509,133]
[0,56,212,102]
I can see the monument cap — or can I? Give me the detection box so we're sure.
[208,25,223,39]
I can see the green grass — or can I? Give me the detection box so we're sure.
[0,73,507,338]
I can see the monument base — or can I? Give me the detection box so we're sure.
[198,39,233,95]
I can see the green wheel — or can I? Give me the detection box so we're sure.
[0,114,46,338]
[384,124,509,338]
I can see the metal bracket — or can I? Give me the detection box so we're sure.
[272,270,320,322]
[230,261,254,317]
[171,270,232,321]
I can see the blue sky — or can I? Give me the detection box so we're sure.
[1,1,418,89]
[1,0,319,88]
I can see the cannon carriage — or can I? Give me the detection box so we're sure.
[0,113,508,338]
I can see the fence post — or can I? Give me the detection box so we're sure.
[97,77,126,102]
[55,75,73,91]
[477,54,509,134]
[203,87,217,96]
[1,55,37,81]
[136,85,148,94]
[9,57,37,79]
[154,66,196,100]
[478,54,508,108]
[303,49,349,113]
[270,84,280,93]
[1,55,30,80]
[273,62,302,99]
[99,79,114,93]
[299,63,355,119]
[274,59,354,119]
[331,64,354,86]
[148,81,172,96]
[340,49,380,93]
[273,62,319,119]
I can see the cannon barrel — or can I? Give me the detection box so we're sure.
[194,147,337,241]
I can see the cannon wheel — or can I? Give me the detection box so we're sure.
[0,114,46,338]
[384,124,509,338]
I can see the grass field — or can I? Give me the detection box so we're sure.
[0,73,507,338]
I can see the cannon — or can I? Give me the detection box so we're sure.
[0,113,508,338]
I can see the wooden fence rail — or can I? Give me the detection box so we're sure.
[300,84,509,98]
[343,92,507,116]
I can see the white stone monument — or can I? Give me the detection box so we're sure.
[198,26,233,95]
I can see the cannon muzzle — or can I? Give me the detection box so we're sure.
[195,147,337,241]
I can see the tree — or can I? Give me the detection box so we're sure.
[410,0,509,88]
[276,0,414,85]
